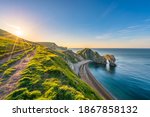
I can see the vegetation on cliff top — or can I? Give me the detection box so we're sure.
[5,46,101,100]
[0,29,102,100]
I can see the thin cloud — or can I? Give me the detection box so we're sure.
[143,24,150,29]
[118,25,141,34]
[101,2,117,18]
[118,29,132,33]
[5,23,21,30]
[127,25,140,29]
[117,23,150,35]
[144,18,150,22]
[96,22,150,41]
[96,33,112,40]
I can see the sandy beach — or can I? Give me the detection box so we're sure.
[74,61,114,100]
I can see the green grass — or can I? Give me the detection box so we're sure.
[0,36,33,59]
[5,46,102,100]
[0,47,35,75]
[3,67,16,79]
[48,49,80,63]
[0,29,34,59]
[0,29,102,100]
[0,29,35,79]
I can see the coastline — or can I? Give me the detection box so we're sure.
[78,62,114,100]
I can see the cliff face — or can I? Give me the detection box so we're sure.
[63,50,84,63]
[77,48,106,64]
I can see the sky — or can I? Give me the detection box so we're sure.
[0,0,150,48]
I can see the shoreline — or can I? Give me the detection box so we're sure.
[78,62,114,100]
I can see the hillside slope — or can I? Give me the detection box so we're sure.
[0,29,102,100]
[6,46,101,100]
[0,29,34,59]
[37,42,67,50]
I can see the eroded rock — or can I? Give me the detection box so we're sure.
[104,54,116,67]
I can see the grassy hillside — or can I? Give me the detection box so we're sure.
[0,29,102,100]
[0,29,33,59]
[37,42,67,50]
[0,29,35,84]
[6,46,101,100]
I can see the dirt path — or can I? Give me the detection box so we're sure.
[0,49,36,99]
[0,51,23,64]
[0,48,32,64]
[79,63,114,100]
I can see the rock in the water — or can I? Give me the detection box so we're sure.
[104,54,116,67]
[77,48,106,64]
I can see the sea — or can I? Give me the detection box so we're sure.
[71,48,150,100]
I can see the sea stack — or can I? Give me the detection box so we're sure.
[104,54,116,67]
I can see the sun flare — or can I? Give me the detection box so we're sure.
[14,30,24,37]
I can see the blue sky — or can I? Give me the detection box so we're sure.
[0,0,150,48]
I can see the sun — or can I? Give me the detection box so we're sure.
[14,30,24,37]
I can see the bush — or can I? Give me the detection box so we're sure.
[2,67,16,79]
[6,88,41,100]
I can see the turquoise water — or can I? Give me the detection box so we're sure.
[72,48,150,100]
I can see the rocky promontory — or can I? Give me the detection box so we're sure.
[77,48,106,64]
[77,48,116,67]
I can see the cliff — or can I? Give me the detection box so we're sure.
[63,50,84,63]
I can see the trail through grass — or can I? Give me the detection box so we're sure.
[0,49,36,99]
